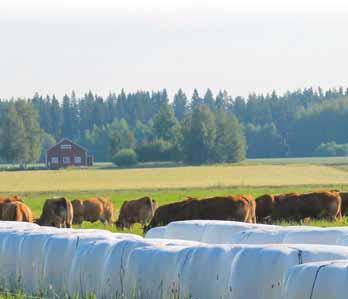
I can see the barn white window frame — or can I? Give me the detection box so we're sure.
[60,144,72,150]
[51,157,59,164]
[74,156,82,164]
[63,156,71,164]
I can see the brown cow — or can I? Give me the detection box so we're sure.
[340,192,348,216]
[145,195,250,232]
[272,191,342,222]
[116,197,157,229]
[36,197,73,228]
[0,201,33,222]
[297,191,342,221]
[71,197,114,225]
[256,194,275,223]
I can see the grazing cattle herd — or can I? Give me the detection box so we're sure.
[0,190,346,230]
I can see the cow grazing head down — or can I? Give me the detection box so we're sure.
[37,197,73,228]
[71,197,114,226]
[116,196,157,230]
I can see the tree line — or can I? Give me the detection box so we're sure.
[1,87,348,165]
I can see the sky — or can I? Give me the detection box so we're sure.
[1,0,348,99]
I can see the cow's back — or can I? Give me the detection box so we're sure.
[195,196,249,222]
[146,199,194,230]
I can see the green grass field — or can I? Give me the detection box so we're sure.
[1,157,348,234]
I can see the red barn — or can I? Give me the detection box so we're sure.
[46,138,93,169]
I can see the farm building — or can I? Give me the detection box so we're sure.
[46,138,93,169]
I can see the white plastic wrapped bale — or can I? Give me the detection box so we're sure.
[231,227,348,246]
[335,232,348,246]
[145,220,280,242]
[0,221,39,229]
[228,244,348,299]
[123,244,253,299]
[100,238,201,299]
[124,245,193,299]
[16,229,78,295]
[144,226,166,239]
[68,239,121,297]
[0,229,56,291]
[43,231,139,297]
[0,230,25,290]
[282,260,348,299]
[283,227,348,245]
[177,244,254,299]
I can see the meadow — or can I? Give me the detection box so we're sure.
[1,157,348,234]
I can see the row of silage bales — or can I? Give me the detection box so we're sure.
[2,221,348,298]
[122,243,348,299]
[145,220,281,242]
[145,220,348,246]
[0,222,203,298]
[145,220,348,298]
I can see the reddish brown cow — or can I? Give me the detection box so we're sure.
[72,197,114,225]
[145,195,250,232]
[0,201,33,222]
[297,191,342,221]
[256,194,274,222]
[116,197,157,229]
[272,191,342,222]
[36,197,74,228]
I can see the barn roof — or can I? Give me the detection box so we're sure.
[46,138,89,154]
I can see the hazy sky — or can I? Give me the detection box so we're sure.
[1,0,348,99]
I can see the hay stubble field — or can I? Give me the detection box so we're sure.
[1,163,348,193]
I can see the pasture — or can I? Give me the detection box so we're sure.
[1,158,348,234]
